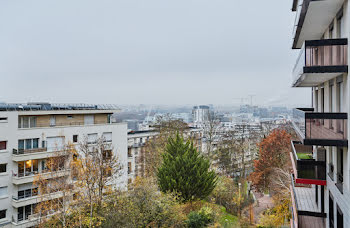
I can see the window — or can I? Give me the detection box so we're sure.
[18,116,37,128]
[329,193,334,228]
[73,135,78,143]
[337,81,343,112]
[337,205,344,228]
[128,148,132,157]
[0,164,6,173]
[102,132,112,142]
[84,115,94,125]
[18,138,39,151]
[0,141,6,150]
[329,25,333,39]
[67,115,73,119]
[103,150,112,159]
[17,187,37,200]
[47,136,64,151]
[50,116,56,126]
[87,133,97,144]
[337,13,343,38]
[0,187,7,197]
[0,209,6,219]
[0,117,7,123]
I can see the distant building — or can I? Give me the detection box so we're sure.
[127,128,204,184]
[192,105,210,125]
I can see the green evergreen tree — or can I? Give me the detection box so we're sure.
[157,133,217,202]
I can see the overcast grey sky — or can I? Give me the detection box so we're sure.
[0,0,310,107]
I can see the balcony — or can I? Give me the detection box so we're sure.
[292,108,348,146]
[12,191,64,208]
[293,39,348,87]
[18,121,114,129]
[12,148,66,161]
[292,0,344,49]
[290,141,326,185]
[290,175,326,228]
[12,169,70,185]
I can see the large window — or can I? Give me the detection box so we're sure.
[18,138,39,151]
[17,187,38,200]
[18,116,37,128]
[17,204,35,222]
[0,141,6,150]
[17,160,39,177]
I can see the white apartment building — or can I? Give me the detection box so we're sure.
[127,128,204,183]
[0,103,127,228]
[192,105,210,126]
[290,1,349,228]
[127,130,158,182]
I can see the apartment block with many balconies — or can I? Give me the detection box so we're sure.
[290,1,350,227]
[0,103,127,228]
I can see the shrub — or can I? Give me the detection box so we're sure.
[185,206,214,228]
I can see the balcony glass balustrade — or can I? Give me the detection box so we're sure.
[292,108,348,146]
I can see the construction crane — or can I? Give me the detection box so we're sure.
[248,95,256,106]
[233,97,249,105]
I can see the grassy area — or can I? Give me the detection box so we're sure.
[219,207,238,228]
[297,153,313,159]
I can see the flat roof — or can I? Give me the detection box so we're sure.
[0,103,120,112]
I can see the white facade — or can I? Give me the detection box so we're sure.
[0,107,127,228]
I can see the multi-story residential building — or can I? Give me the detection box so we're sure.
[127,128,204,183]
[127,130,158,182]
[290,1,349,227]
[0,103,127,228]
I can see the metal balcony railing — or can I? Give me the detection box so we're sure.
[293,39,348,86]
[291,141,326,183]
[19,121,113,129]
[292,108,348,146]
[13,148,47,155]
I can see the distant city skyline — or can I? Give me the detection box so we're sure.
[0,0,310,106]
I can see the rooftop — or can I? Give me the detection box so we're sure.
[0,102,120,112]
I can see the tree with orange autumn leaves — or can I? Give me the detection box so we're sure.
[249,128,291,192]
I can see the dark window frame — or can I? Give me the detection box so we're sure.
[0,209,6,219]
[0,141,7,150]
[73,135,78,143]
[0,164,7,173]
